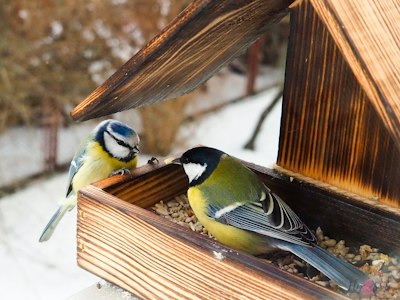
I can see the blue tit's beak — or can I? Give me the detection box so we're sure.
[164,157,181,165]
[133,146,140,154]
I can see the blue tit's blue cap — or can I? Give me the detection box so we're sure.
[110,121,136,137]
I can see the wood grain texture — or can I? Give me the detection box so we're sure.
[77,163,400,299]
[278,0,400,208]
[71,0,293,121]
[310,0,400,151]
[77,185,346,300]
[250,164,400,254]
[94,162,400,252]
[106,163,188,208]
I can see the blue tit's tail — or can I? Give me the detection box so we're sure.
[284,244,375,295]
[39,196,76,242]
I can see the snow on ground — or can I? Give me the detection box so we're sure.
[0,66,282,189]
[185,66,282,116]
[0,87,282,300]
[177,87,282,167]
[0,173,95,300]
[0,122,97,188]
[0,156,152,300]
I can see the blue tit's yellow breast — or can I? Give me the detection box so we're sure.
[187,187,268,255]
[71,142,138,192]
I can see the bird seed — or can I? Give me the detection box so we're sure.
[150,195,400,299]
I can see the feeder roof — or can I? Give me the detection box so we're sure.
[70,0,293,121]
[71,0,400,150]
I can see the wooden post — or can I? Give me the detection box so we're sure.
[43,102,59,172]
[246,37,265,96]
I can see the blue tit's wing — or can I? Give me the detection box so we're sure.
[208,191,316,247]
[66,144,87,197]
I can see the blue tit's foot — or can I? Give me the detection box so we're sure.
[109,168,131,177]
[147,157,159,165]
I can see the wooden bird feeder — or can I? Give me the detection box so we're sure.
[73,0,400,299]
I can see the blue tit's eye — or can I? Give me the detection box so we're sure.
[116,140,126,147]
[105,129,133,150]
[113,135,131,149]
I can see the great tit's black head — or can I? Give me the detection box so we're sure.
[95,119,140,162]
[178,146,225,186]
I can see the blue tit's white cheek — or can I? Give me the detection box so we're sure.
[107,123,139,149]
[127,135,140,149]
[104,133,130,159]
[182,163,207,183]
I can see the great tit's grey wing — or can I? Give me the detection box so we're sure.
[209,193,374,294]
[204,155,316,246]
[66,146,87,197]
[207,190,316,247]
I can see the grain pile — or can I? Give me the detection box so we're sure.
[151,195,400,299]
[151,195,213,238]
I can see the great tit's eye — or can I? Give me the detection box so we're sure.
[181,157,189,164]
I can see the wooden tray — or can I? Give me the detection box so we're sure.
[76,162,400,300]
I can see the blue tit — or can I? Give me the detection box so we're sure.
[39,119,140,242]
[171,146,375,296]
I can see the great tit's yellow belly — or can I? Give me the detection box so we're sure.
[187,187,270,255]
[72,143,138,193]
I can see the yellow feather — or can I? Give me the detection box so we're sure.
[71,142,138,192]
[187,187,270,255]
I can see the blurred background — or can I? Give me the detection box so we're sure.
[0,0,289,299]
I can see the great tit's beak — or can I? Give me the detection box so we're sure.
[164,157,181,165]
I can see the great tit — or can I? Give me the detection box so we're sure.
[172,146,375,295]
[39,119,140,242]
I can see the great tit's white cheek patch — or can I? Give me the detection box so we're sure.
[104,133,130,159]
[183,163,207,183]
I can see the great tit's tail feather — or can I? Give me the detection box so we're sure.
[286,244,374,295]
[39,199,74,242]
